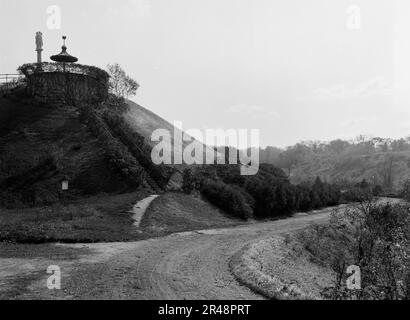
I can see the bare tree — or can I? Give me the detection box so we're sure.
[107,63,140,98]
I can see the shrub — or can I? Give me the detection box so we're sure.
[200,179,252,220]
[182,168,199,194]
[297,200,410,300]
[399,178,410,202]
[294,185,312,211]
[372,184,384,196]
[342,187,372,202]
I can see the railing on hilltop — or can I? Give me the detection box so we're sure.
[0,74,25,94]
[18,62,109,83]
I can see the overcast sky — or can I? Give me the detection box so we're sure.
[1,0,409,147]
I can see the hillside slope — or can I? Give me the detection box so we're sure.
[124,100,218,167]
[0,97,134,207]
[0,95,221,208]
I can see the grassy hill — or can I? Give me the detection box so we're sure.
[0,96,132,207]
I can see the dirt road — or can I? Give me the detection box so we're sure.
[1,207,337,300]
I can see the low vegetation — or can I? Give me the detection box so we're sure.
[399,178,410,202]
[296,199,410,300]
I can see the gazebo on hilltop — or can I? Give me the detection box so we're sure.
[17,34,109,107]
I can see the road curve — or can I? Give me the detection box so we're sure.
[47,208,334,300]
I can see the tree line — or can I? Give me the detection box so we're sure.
[182,164,342,220]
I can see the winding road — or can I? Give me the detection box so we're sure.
[4,207,337,300]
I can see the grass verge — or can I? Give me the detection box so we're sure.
[0,191,151,243]
[140,192,244,235]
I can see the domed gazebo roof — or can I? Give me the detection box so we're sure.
[50,36,78,63]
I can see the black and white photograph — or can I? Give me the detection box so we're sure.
[0,0,409,311]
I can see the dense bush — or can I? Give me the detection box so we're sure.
[182,168,201,194]
[372,184,384,196]
[243,176,340,218]
[102,108,173,188]
[80,98,176,191]
[342,179,378,202]
[200,179,253,220]
[187,163,342,219]
[80,106,145,189]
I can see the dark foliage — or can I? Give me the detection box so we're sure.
[299,200,410,300]
[182,168,201,194]
[372,184,384,196]
[186,163,341,219]
[80,105,145,189]
[200,179,253,220]
[102,107,173,189]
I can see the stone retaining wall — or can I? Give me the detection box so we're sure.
[26,71,109,106]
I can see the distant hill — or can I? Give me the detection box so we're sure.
[289,151,410,190]
[257,139,410,191]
